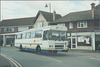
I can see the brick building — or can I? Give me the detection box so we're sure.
[0,17,35,46]
[50,3,100,50]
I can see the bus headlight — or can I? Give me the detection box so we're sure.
[65,42,67,45]
[65,42,67,47]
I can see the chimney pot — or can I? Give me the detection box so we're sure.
[91,3,95,10]
[91,3,95,19]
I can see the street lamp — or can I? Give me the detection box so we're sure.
[45,3,51,13]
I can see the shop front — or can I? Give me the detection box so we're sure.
[67,32,96,50]
[0,33,16,47]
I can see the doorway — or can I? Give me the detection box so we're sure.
[95,35,100,50]
[71,37,76,48]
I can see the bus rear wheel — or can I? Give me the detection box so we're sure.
[20,45,23,51]
[36,46,41,54]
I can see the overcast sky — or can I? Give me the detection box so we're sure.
[1,0,99,20]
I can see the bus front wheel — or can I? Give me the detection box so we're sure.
[36,46,41,54]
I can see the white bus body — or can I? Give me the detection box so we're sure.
[15,26,69,53]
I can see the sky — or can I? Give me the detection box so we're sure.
[1,0,100,21]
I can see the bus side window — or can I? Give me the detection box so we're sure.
[31,31,35,38]
[22,33,26,39]
[43,31,47,40]
[17,34,22,39]
[35,30,42,38]
[26,32,31,39]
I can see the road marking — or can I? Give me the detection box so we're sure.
[1,54,22,67]
[44,56,63,62]
[90,58,96,60]
[9,56,22,67]
[97,59,100,61]
[90,58,100,61]
[87,56,100,61]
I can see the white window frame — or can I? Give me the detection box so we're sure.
[4,27,14,32]
[18,26,28,32]
[77,21,87,28]
[38,22,44,28]
[69,22,73,29]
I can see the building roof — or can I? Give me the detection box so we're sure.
[54,10,92,23]
[54,4,100,23]
[0,17,35,27]
[33,10,62,24]
[94,4,100,19]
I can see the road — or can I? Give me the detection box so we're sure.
[0,47,100,67]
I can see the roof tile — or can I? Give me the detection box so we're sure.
[0,17,35,27]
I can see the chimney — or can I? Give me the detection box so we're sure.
[53,10,56,21]
[91,3,95,19]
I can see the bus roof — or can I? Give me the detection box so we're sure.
[16,25,67,34]
[42,25,67,31]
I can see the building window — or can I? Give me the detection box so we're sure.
[77,36,91,46]
[18,26,28,32]
[4,27,14,32]
[77,21,87,28]
[38,22,44,28]
[69,22,73,29]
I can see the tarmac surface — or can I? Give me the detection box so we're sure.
[67,49,100,60]
[0,55,11,67]
[0,54,16,67]
[0,47,100,67]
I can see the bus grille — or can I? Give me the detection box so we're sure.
[55,45,64,49]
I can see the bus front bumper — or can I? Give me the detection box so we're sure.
[41,49,69,53]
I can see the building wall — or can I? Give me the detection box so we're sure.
[66,21,94,32]
[0,25,33,46]
[64,20,100,50]
[18,26,29,32]
[34,13,48,29]
[14,27,18,32]
[1,28,4,33]
[0,25,33,34]
[94,20,100,30]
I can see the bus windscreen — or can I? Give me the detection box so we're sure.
[43,30,67,41]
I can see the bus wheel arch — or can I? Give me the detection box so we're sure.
[36,45,41,54]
